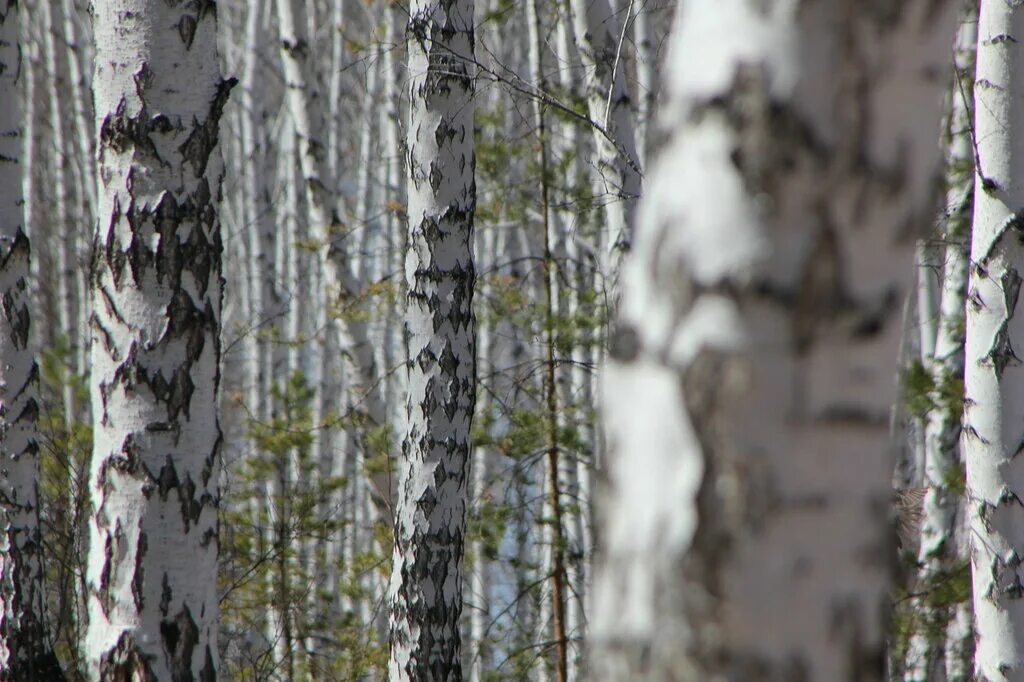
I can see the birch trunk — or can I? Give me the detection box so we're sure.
[40,0,80,424]
[388,0,476,677]
[589,1,957,679]
[634,3,656,167]
[0,3,62,677]
[85,1,234,677]
[275,0,394,515]
[569,0,642,263]
[907,7,976,679]
[963,1,1024,679]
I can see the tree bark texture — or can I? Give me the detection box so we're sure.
[388,0,476,679]
[85,1,234,678]
[589,1,958,680]
[906,6,976,679]
[0,3,63,678]
[569,0,642,261]
[963,1,1024,679]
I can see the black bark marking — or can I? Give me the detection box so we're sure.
[178,77,237,177]
[132,530,148,612]
[0,228,31,349]
[99,98,173,166]
[98,632,158,682]
[160,572,172,618]
[160,605,201,682]
[177,14,197,49]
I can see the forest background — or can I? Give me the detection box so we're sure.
[0,0,1009,680]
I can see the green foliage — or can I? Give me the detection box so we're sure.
[890,561,972,677]
[220,371,384,681]
[36,337,91,680]
[901,360,964,423]
[903,360,935,419]
[943,461,967,497]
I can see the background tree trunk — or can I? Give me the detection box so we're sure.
[388,0,476,678]
[906,6,977,679]
[0,3,62,678]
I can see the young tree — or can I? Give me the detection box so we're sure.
[388,0,476,678]
[569,0,641,263]
[0,3,63,678]
[963,2,1024,679]
[905,6,976,679]
[588,1,957,679]
[84,1,234,678]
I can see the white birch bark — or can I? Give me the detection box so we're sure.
[40,0,82,424]
[85,0,234,677]
[381,0,408,438]
[569,0,642,262]
[906,8,976,679]
[388,0,476,677]
[0,3,62,677]
[275,0,394,515]
[947,499,975,681]
[54,0,94,403]
[467,220,494,682]
[963,1,1024,679]
[634,2,656,167]
[589,1,957,679]
[61,0,97,236]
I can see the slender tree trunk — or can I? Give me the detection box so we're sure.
[40,0,81,426]
[588,1,957,679]
[906,7,976,679]
[525,1,569,680]
[634,2,656,167]
[85,1,234,677]
[963,2,1024,679]
[0,3,63,678]
[275,0,394,516]
[388,0,476,678]
[569,0,641,265]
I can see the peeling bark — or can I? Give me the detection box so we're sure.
[0,2,64,679]
[589,1,957,680]
[388,0,476,679]
[85,1,233,679]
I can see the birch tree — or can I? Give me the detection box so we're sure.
[0,3,62,678]
[905,6,976,679]
[84,1,234,678]
[589,1,957,679]
[569,0,641,263]
[388,0,476,677]
[962,1,1024,679]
